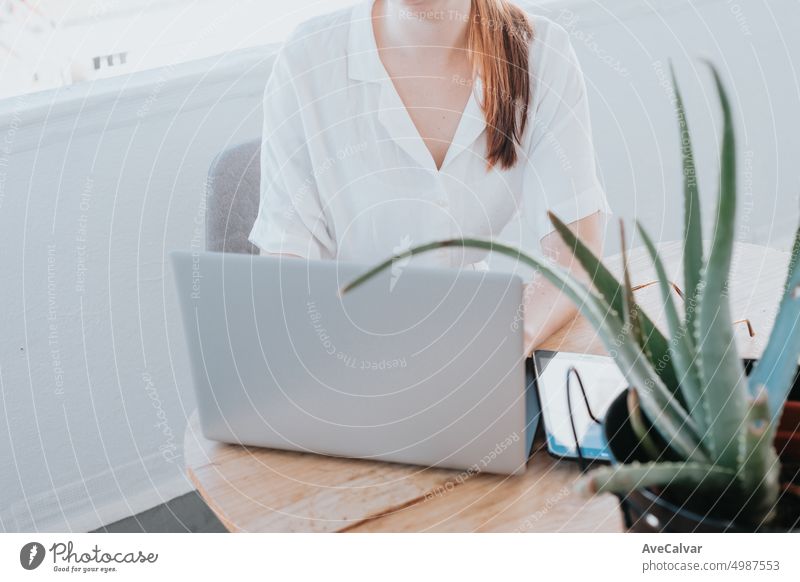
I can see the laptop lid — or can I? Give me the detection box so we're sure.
[171,251,527,475]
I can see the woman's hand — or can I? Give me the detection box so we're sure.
[522,211,605,355]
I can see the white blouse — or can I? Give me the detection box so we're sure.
[249,0,610,268]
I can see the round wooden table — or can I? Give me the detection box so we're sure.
[184,242,790,532]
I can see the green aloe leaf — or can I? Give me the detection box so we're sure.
[627,388,664,461]
[577,461,737,497]
[748,223,800,422]
[695,63,750,469]
[620,221,647,352]
[790,220,800,276]
[343,238,709,462]
[670,63,704,340]
[611,320,706,462]
[548,212,680,393]
[637,223,705,433]
[737,387,780,523]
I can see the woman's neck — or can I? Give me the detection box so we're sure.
[373,0,472,54]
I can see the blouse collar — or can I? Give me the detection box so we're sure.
[346,0,487,172]
[347,0,385,83]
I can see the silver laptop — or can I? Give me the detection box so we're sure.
[171,251,528,475]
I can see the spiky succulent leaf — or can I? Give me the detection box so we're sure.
[343,237,709,462]
[670,63,704,339]
[548,212,680,393]
[611,320,706,462]
[620,221,647,352]
[737,387,780,523]
[548,210,625,314]
[637,223,705,433]
[748,224,800,422]
[790,221,800,276]
[694,64,750,469]
[577,461,737,497]
[627,388,664,460]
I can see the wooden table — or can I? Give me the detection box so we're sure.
[184,242,790,532]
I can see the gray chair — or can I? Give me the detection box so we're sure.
[205,139,262,254]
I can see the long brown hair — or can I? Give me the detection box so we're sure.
[467,0,533,169]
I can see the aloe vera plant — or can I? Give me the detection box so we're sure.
[342,64,800,525]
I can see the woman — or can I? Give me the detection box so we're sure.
[249,0,609,354]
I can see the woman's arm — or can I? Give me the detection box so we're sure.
[248,43,335,259]
[522,210,605,355]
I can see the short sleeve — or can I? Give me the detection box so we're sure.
[520,20,611,241]
[248,48,336,259]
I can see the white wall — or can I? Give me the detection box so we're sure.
[0,48,272,531]
[0,0,798,532]
[561,0,800,251]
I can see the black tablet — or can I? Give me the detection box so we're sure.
[532,350,627,461]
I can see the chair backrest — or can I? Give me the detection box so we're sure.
[205,139,261,254]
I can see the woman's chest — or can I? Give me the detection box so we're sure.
[313,142,524,262]
[299,86,525,262]
[387,72,474,170]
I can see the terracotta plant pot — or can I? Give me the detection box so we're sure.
[602,390,800,533]
[776,401,800,460]
[780,401,800,431]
